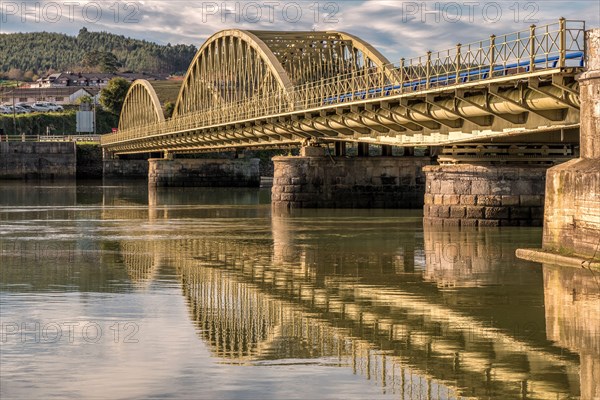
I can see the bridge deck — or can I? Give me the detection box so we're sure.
[102,19,586,154]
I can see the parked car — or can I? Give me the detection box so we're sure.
[15,103,34,113]
[7,105,28,114]
[43,102,64,112]
[31,102,52,112]
[0,105,12,114]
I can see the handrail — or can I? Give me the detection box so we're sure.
[102,19,586,147]
[0,135,101,143]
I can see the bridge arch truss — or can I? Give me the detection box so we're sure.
[104,20,587,154]
[118,79,166,132]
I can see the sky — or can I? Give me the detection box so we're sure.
[0,0,598,61]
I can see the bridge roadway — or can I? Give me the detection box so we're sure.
[101,19,586,155]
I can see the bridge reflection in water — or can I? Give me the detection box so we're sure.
[112,191,598,400]
[544,265,600,400]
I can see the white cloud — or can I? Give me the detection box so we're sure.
[1,0,596,61]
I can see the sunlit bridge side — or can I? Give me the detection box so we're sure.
[102,19,586,154]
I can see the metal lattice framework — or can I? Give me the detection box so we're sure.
[173,30,394,117]
[103,19,587,154]
[118,80,165,131]
[173,30,294,118]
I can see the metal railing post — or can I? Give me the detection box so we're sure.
[400,58,405,94]
[455,44,462,84]
[426,51,432,89]
[489,35,496,79]
[529,24,537,72]
[559,17,566,68]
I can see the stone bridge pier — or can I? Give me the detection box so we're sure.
[540,28,600,260]
[422,162,551,227]
[147,156,260,187]
[103,150,261,187]
[272,145,432,208]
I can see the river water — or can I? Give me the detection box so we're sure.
[1,181,598,400]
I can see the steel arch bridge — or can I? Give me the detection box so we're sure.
[102,19,587,155]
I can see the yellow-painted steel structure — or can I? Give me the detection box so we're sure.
[102,19,587,155]
[118,80,166,131]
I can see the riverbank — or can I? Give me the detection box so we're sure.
[1,143,290,180]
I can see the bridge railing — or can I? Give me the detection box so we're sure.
[0,134,101,143]
[102,18,586,147]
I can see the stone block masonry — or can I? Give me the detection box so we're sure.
[0,142,76,179]
[423,164,548,227]
[541,29,600,260]
[272,156,431,208]
[103,159,149,178]
[543,159,600,258]
[148,158,260,187]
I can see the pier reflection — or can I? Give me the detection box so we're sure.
[543,265,600,400]
[113,196,585,400]
[423,227,538,288]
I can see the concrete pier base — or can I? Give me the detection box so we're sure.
[103,159,149,178]
[148,158,260,187]
[272,154,431,208]
[423,164,548,227]
[543,159,600,258]
[540,29,600,260]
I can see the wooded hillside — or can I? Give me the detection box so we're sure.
[0,28,197,80]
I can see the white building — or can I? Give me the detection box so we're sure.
[1,87,101,105]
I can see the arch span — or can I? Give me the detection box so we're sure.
[173,30,295,117]
[173,29,396,118]
[118,80,166,131]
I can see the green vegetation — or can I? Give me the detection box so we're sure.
[150,81,182,104]
[0,27,197,80]
[81,50,121,73]
[0,109,118,135]
[76,95,94,105]
[100,78,131,115]
[0,80,20,88]
[149,80,182,117]
[164,102,175,118]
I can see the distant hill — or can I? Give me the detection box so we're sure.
[0,27,197,80]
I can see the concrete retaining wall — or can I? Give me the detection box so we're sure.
[148,158,260,187]
[423,164,548,227]
[76,144,102,179]
[0,142,76,179]
[272,156,431,208]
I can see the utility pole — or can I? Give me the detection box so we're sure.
[12,84,17,135]
[92,95,97,135]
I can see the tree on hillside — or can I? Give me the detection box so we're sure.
[100,78,131,115]
[7,68,24,81]
[82,51,121,73]
[23,70,37,82]
[0,30,196,76]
